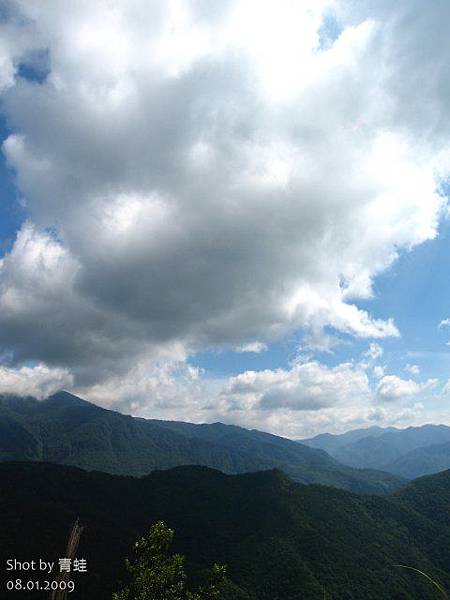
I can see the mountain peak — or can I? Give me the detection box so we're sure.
[45,390,96,408]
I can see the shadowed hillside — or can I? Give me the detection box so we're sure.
[0,462,449,600]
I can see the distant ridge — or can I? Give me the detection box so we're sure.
[0,391,403,494]
[302,423,450,478]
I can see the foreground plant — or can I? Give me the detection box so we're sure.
[113,521,226,600]
[393,564,449,599]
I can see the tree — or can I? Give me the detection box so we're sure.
[113,521,226,600]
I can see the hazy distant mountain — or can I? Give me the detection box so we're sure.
[385,440,450,479]
[0,391,403,494]
[302,424,450,478]
[301,426,397,454]
[1,461,449,600]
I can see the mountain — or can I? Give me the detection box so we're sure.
[1,461,449,600]
[0,391,403,494]
[394,467,450,522]
[302,424,450,478]
[301,426,396,454]
[386,440,450,479]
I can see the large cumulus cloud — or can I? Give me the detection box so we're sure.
[0,0,449,426]
[75,354,437,439]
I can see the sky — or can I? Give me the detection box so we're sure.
[0,0,449,438]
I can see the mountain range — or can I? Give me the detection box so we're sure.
[0,391,403,495]
[3,391,450,598]
[302,423,450,478]
[1,461,449,600]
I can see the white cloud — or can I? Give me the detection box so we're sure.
[0,1,448,425]
[376,375,437,403]
[359,343,384,372]
[74,358,210,419]
[373,365,385,379]
[0,363,73,400]
[70,354,441,438]
[222,360,370,412]
[377,375,421,401]
[235,342,268,354]
[0,7,46,93]
[439,318,450,329]
[365,343,383,361]
[405,364,420,375]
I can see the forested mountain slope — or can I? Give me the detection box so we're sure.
[0,462,449,600]
[0,391,403,494]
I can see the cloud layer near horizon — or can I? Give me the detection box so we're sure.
[0,0,449,435]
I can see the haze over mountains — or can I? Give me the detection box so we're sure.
[0,391,402,495]
[302,424,450,479]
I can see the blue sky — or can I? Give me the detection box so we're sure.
[0,1,449,437]
[0,116,23,255]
